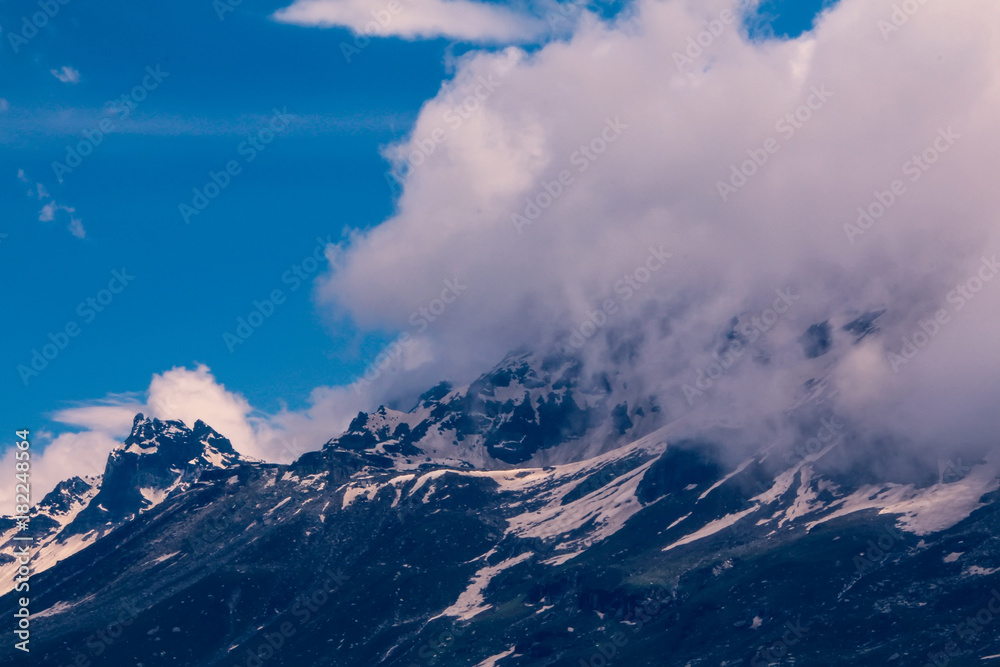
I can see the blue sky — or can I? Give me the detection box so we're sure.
[3,0,456,438]
[746,0,836,40]
[2,0,833,453]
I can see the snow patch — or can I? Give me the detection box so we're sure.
[342,482,382,508]
[663,506,759,552]
[202,445,227,468]
[541,550,583,566]
[698,457,754,501]
[806,462,999,535]
[265,497,292,516]
[474,647,517,667]
[0,531,98,596]
[140,486,170,507]
[433,552,533,621]
[505,457,658,557]
[32,601,72,618]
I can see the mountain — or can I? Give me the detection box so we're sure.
[3,354,1000,665]
[309,349,663,471]
[0,414,251,596]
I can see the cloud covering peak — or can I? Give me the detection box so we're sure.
[315,0,1000,456]
[17,0,1000,508]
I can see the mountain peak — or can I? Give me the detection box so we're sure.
[119,413,238,460]
[123,413,189,452]
[58,414,246,536]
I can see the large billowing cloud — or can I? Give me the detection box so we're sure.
[18,0,1000,507]
[311,0,1000,461]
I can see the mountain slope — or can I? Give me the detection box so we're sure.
[0,414,249,596]
[324,350,663,471]
[4,410,1000,665]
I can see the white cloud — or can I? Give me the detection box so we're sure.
[145,365,264,458]
[50,66,80,84]
[17,0,1000,509]
[54,399,144,435]
[68,217,85,238]
[0,98,9,112]
[252,383,376,462]
[37,200,85,237]
[308,0,1000,458]
[38,201,57,222]
[273,0,551,43]
[16,366,374,505]
[0,430,118,510]
[20,169,85,237]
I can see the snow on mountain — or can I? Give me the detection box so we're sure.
[0,414,248,595]
[0,475,101,595]
[5,350,1000,664]
[312,350,665,480]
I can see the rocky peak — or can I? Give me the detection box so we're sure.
[63,414,245,536]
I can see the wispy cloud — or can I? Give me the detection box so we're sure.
[0,108,412,142]
[273,0,550,43]
[67,217,85,238]
[38,200,59,221]
[50,65,81,84]
[19,168,86,238]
